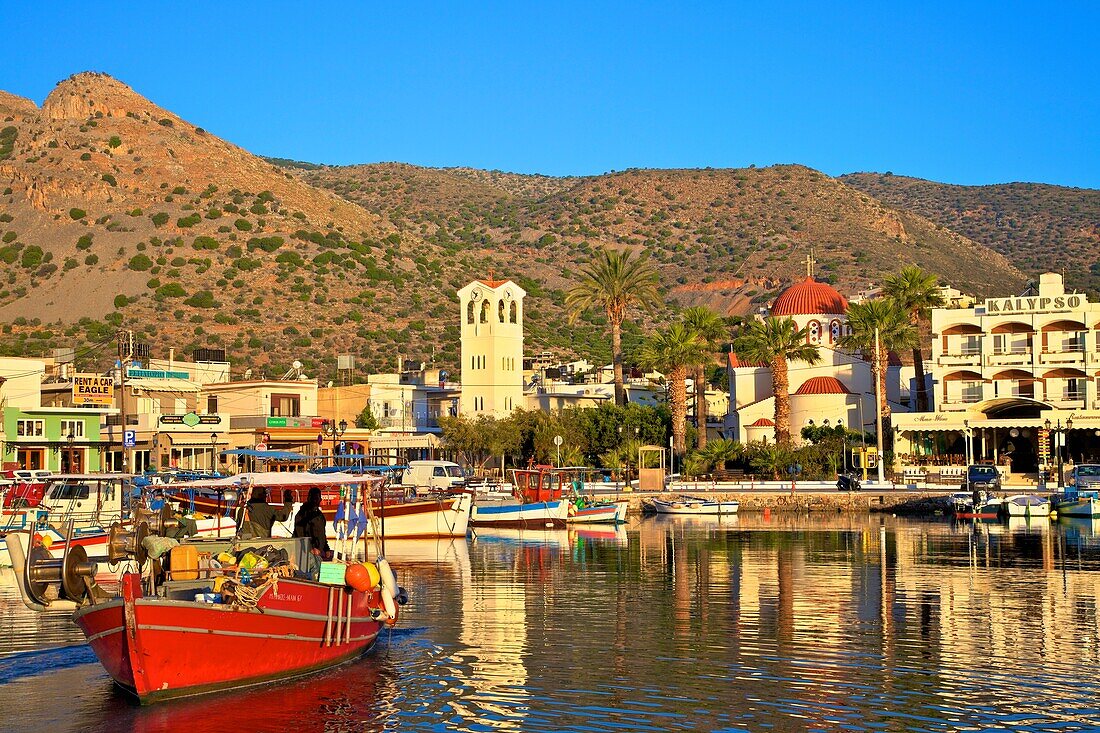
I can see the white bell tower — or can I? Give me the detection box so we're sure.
[458,278,526,416]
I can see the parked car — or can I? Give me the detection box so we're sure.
[963,464,1001,491]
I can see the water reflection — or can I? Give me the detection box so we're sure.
[3,517,1100,732]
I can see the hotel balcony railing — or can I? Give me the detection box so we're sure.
[1040,349,1086,365]
[939,351,981,365]
[376,414,441,430]
[986,351,1032,367]
[1051,395,1086,409]
[940,397,983,410]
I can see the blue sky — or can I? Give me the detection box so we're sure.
[3,2,1097,187]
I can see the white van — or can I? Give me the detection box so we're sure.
[401,460,467,493]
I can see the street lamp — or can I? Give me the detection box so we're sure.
[1045,415,1074,488]
[322,419,348,466]
[210,432,219,473]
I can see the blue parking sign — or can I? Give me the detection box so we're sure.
[123,430,137,448]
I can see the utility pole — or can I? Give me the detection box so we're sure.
[874,327,885,486]
[118,329,133,473]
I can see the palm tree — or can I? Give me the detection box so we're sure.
[839,299,918,444]
[733,318,821,445]
[688,437,743,476]
[882,266,945,412]
[638,323,708,459]
[681,306,729,450]
[566,249,662,406]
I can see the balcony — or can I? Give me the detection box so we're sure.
[939,351,981,366]
[376,413,441,430]
[986,350,1032,367]
[1050,394,1086,409]
[1040,349,1086,366]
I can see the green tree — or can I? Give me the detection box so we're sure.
[882,265,945,412]
[839,299,918,446]
[733,318,821,445]
[638,323,708,459]
[685,437,743,477]
[746,441,795,480]
[681,306,728,450]
[565,248,661,406]
[354,404,379,430]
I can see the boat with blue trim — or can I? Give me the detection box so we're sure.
[469,465,571,528]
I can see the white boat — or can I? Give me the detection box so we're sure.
[1003,494,1051,517]
[470,499,569,528]
[647,495,740,515]
[567,499,628,524]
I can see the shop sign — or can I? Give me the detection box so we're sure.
[981,294,1086,315]
[127,368,190,380]
[159,412,222,427]
[72,374,114,405]
[267,417,288,428]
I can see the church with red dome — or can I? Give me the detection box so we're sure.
[725,257,911,445]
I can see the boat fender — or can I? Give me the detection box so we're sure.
[382,587,397,621]
[377,558,398,599]
[396,586,409,606]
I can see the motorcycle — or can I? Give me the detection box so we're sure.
[836,473,862,491]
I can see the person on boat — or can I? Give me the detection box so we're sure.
[293,486,332,559]
[240,486,294,539]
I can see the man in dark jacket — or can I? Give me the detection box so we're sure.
[240,486,294,539]
[293,486,332,559]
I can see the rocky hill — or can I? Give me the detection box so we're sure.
[0,73,1030,380]
[841,173,1100,292]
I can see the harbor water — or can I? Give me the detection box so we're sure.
[3,514,1100,732]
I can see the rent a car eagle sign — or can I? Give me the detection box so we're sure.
[72,374,114,405]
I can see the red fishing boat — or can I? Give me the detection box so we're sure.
[73,569,396,703]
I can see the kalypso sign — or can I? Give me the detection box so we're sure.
[981,294,1086,315]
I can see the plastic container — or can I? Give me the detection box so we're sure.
[171,544,200,581]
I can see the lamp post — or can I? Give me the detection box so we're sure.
[1045,415,1074,488]
[66,432,75,473]
[322,418,348,467]
[210,432,219,473]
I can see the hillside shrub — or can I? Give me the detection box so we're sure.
[0,246,18,264]
[107,136,121,149]
[233,218,252,232]
[84,254,98,265]
[127,253,153,271]
[176,213,201,228]
[155,282,186,298]
[204,208,222,220]
[80,153,91,161]
[20,245,43,269]
[183,290,220,308]
[113,294,129,308]
[151,212,169,227]
[0,126,17,160]
[69,208,86,220]
[101,173,116,187]
[76,234,93,249]
[247,236,283,252]
[2,231,15,243]
[63,257,78,271]
[0,214,11,223]
[128,208,143,216]
[192,236,219,250]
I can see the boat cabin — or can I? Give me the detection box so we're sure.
[38,474,134,528]
[511,465,566,503]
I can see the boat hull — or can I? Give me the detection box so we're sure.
[649,497,739,515]
[73,575,385,703]
[470,500,568,528]
[567,501,628,524]
[1003,495,1051,517]
[1055,497,1100,518]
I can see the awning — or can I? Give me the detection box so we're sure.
[127,378,201,393]
[220,448,312,461]
[367,434,439,449]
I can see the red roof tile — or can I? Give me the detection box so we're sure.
[793,376,851,395]
[771,277,849,317]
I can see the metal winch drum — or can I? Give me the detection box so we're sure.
[133,504,179,536]
[23,543,98,606]
[108,521,151,566]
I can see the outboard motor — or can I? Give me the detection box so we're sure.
[836,473,862,492]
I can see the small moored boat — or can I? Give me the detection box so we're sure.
[1003,494,1051,518]
[647,495,739,515]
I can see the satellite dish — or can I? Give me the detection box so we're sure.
[292,360,303,370]
[244,368,253,379]
[326,380,334,388]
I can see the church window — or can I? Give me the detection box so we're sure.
[466,300,474,324]
[830,320,841,343]
[509,301,517,323]
[480,300,489,323]
[808,320,820,344]
[498,299,505,323]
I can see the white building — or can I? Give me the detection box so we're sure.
[458,278,526,416]
[894,272,1100,478]
[725,273,908,444]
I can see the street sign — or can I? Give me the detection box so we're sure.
[255,442,268,451]
[123,430,136,448]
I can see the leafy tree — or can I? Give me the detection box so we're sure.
[882,266,945,412]
[355,404,379,430]
[681,306,728,450]
[638,323,708,459]
[565,248,661,406]
[839,299,918,446]
[733,318,821,445]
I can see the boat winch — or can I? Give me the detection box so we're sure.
[23,542,98,606]
[108,521,151,566]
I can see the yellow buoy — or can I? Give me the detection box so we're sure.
[363,562,381,589]
[40,535,54,550]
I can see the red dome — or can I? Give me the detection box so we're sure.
[748,417,775,427]
[793,376,851,395]
[771,277,848,316]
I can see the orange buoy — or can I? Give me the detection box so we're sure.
[345,562,380,592]
[764,507,771,520]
